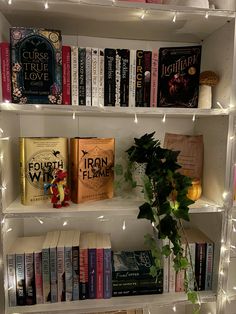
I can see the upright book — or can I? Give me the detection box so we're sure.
[19,137,68,205]
[157,46,201,108]
[10,27,62,104]
[70,137,114,203]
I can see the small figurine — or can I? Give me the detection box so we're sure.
[47,169,70,208]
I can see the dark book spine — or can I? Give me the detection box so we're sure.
[16,253,26,306]
[78,48,86,106]
[143,51,152,107]
[88,248,96,299]
[62,46,71,105]
[96,248,104,299]
[0,42,12,102]
[72,246,80,300]
[25,253,36,305]
[79,248,88,299]
[120,49,130,107]
[205,243,214,290]
[135,50,144,107]
[104,48,116,106]
[195,243,206,291]
[104,248,112,299]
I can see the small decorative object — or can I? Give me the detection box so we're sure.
[187,179,202,201]
[49,169,70,208]
[198,71,219,109]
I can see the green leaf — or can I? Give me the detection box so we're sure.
[161,244,171,257]
[142,175,153,204]
[187,291,198,304]
[114,164,123,176]
[138,203,155,222]
[149,265,158,277]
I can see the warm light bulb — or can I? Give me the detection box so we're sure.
[63,221,68,226]
[162,114,166,123]
[172,305,177,312]
[122,220,126,230]
[205,11,209,19]
[44,1,49,9]
[8,0,12,5]
[134,113,138,124]
[192,114,196,122]
[73,112,75,120]
[172,12,177,23]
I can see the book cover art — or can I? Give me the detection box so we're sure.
[10,27,62,104]
[70,137,114,204]
[157,46,201,108]
[19,137,68,205]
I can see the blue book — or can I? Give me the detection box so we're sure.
[88,233,97,299]
[72,230,80,300]
[103,233,112,299]
[10,27,62,104]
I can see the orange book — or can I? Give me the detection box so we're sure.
[70,137,114,203]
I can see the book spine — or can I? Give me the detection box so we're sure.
[175,243,186,292]
[135,50,144,107]
[78,47,86,106]
[42,248,51,303]
[143,51,152,107]
[112,287,162,297]
[195,243,206,291]
[57,246,65,301]
[115,49,121,107]
[71,46,79,106]
[7,254,16,307]
[34,252,43,304]
[168,252,176,293]
[88,248,96,299]
[0,42,11,102]
[104,48,116,106]
[25,252,36,305]
[86,48,92,106]
[150,48,158,107]
[163,256,169,293]
[50,247,57,303]
[98,49,104,107]
[16,253,26,306]
[96,248,104,299]
[79,248,89,300]
[70,138,79,204]
[62,46,71,105]
[120,49,130,107]
[103,248,112,299]
[72,245,80,300]
[129,49,136,107]
[205,243,214,290]
[65,246,73,301]
[186,243,196,290]
[92,48,99,107]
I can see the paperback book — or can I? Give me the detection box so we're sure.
[10,27,62,104]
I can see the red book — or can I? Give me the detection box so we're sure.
[62,46,71,105]
[79,233,89,299]
[0,42,12,103]
[150,48,158,107]
[96,234,104,299]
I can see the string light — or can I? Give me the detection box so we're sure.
[1,217,5,224]
[222,191,229,199]
[36,217,44,224]
[122,220,126,230]
[35,105,40,109]
[140,10,147,20]
[230,135,235,140]
[220,270,224,276]
[73,112,75,120]
[0,137,10,141]
[63,221,68,226]
[134,113,138,124]
[97,215,104,220]
[44,1,49,9]
[0,128,3,134]
[8,0,12,5]
[6,228,12,233]
[172,12,177,23]
[111,0,116,5]
[172,305,177,312]
[205,11,209,19]
[162,114,166,123]
[192,114,196,122]
[216,101,223,109]
[0,185,7,191]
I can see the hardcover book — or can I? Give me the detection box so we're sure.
[19,137,68,205]
[157,46,201,108]
[135,50,144,107]
[79,47,86,106]
[10,27,62,104]
[0,42,12,102]
[62,46,71,105]
[104,48,116,106]
[70,137,114,203]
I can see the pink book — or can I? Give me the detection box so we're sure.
[146,0,163,3]
[96,234,104,299]
[0,42,11,103]
[62,46,71,105]
[150,48,158,107]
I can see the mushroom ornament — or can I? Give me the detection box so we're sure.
[198,71,219,109]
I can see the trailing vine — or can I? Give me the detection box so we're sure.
[123,132,200,313]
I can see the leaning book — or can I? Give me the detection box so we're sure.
[70,137,114,203]
[20,137,68,205]
[10,27,62,104]
[157,46,201,108]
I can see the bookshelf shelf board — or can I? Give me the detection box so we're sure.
[3,196,222,218]
[0,103,230,118]
[0,0,233,42]
[6,291,216,314]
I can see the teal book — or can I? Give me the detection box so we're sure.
[10,27,62,104]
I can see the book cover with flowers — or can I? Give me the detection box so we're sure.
[10,27,62,104]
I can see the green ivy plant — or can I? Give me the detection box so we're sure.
[123,132,200,313]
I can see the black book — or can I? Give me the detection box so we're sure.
[143,51,152,107]
[119,49,130,107]
[104,48,116,106]
[157,45,201,108]
[78,47,86,106]
[135,50,144,107]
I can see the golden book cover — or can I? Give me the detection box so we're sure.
[70,138,114,203]
[20,137,68,205]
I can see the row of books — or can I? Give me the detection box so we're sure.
[163,228,214,293]
[7,231,112,307]
[0,27,201,108]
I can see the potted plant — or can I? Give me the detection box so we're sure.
[123,132,200,311]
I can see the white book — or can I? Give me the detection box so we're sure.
[98,48,104,107]
[57,231,67,302]
[64,230,75,301]
[71,46,79,106]
[129,49,136,107]
[86,47,92,106]
[42,231,54,303]
[50,231,60,303]
[168,251,176,293]
[92,48,99,107]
